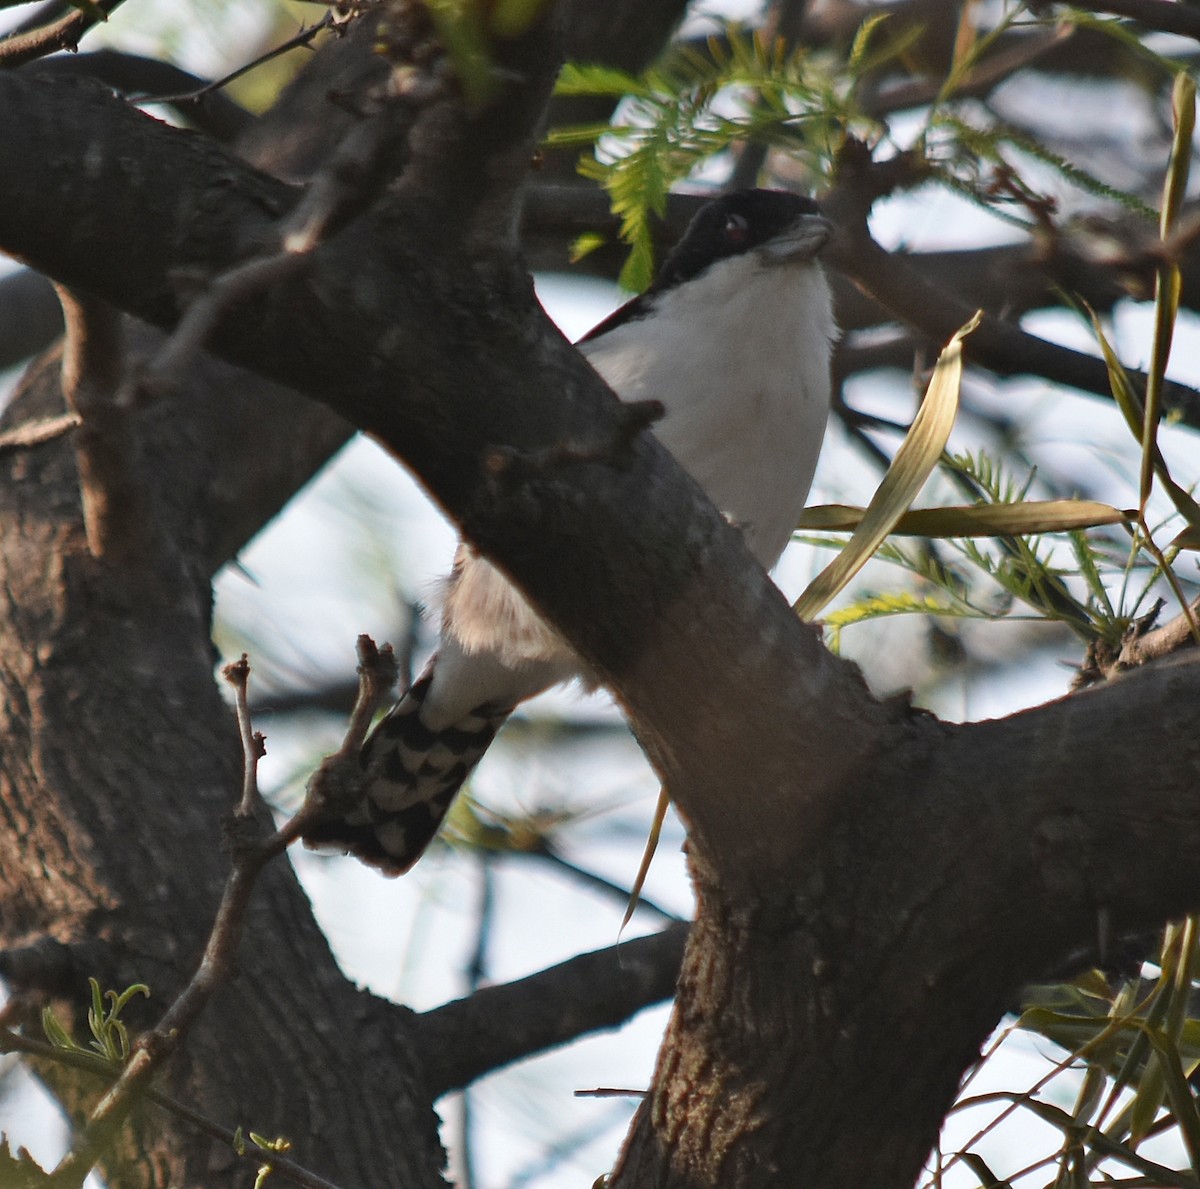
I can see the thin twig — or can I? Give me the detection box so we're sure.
[1117,596,1200,668]
[143,12,337,107]
[223,655,266,817]
[45,656,324,1188]
[304,635,399,819]
[574,1086,647,1098]
[0,0,126,68]
[0,412,80,453]
[458,856,494,1189]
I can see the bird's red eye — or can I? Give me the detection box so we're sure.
[724,214,749,243]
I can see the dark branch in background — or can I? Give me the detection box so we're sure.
[414,923,689,1099]
[822,140,1200,427]
[0,937,84,998]
[24,51,255,144]
[727,0,813,190]
[1057,0,1200,41]
[0,268,61,369]
[530,843,684,923]
[860,24,1072,117]
[0,0,126,67]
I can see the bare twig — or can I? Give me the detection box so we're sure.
[457,856,494,1189]
[304,635,399,818]
[55,287,154,567]
[0,0,127,68]
[1117,596,1200,669]
[143,12,338,108]
[45,656,325,1188]
[0,412,80,453]
[223,655,266,817]
[415,923,689,1098]
[340,635,399,752]
[0,1029,343,1189]
[466,855,496,990]
[574,1086,648,1098]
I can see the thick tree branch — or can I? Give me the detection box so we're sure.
[415,923,689,1098]
[8,13,1200,1189]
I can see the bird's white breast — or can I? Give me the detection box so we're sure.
[431,250,835,719]
[581,252,835,570]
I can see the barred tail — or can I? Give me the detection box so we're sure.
[302,672,512,876]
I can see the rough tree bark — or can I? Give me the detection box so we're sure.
[2,3,1200,1189]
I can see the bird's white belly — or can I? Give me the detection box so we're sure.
[582,261,834,570]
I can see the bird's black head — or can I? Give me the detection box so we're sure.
[651,189,825,294]
[576,189,828,345]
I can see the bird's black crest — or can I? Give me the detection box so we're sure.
[579,189,822,344]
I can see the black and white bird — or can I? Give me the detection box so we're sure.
[303,188,836,874]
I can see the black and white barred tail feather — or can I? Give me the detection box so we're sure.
[303,670,512,875]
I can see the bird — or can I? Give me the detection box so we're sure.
[302,188,837,875]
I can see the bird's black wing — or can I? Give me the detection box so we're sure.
[575,290,655,344]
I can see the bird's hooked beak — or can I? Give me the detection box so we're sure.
[758,213,834,265]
